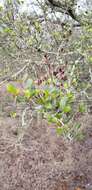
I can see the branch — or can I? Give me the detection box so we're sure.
[47,0,81,23]
[0,63,29,86]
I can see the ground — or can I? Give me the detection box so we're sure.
[0,81,92,190]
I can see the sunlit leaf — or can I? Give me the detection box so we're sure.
[63,105,71,113]
[7,84,20,96]
[56,127,64,135]
[24,89,31,99]
[47,115,58,124]
[10,112,17,118]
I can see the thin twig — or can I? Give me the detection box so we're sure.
[0,63,29,86]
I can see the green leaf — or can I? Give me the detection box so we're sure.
[47,78,52,84]
[44,89,50,98]
[74,123,81,129]
[66,92,75,104]
[64,82,68,89]
[47,115,58,124]
[55,112,62,119]
[7,84,19,96]
[88,56,92,63]
[63,105,71,113]
[10,112,17,118]
[56,127,64,135]
[0,5,3,11]
[4,27,13,34]
[60,96,68,109]
[79,103,86,113]
[45,102,52,110]
[34,21,41,32]
[24,89,31,99]
[67,92,74,100]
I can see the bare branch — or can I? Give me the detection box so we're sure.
[46,0,81,23]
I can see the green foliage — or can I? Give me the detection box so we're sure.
[7,70,86,138]
[78,103,86,113]
[75,132,85,141]
[34,21,41,33]
[1,0,92,139]
[74,123,81,129]
[7,84,20,96]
